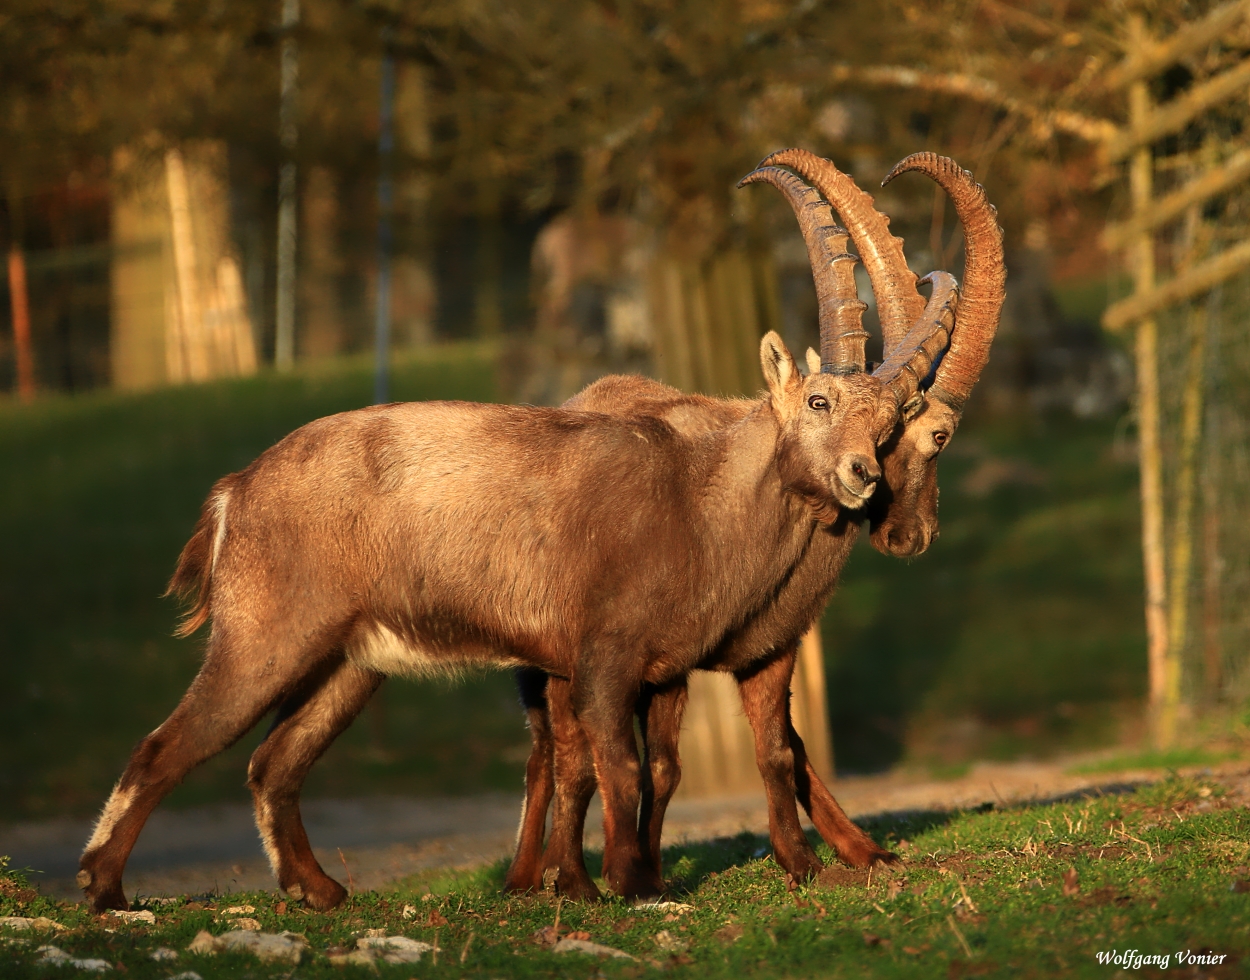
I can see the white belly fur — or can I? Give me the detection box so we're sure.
[345,623,521,679]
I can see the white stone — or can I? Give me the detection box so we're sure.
[356,935,434,964]
[551,938,636,960]
[36,945,112,971]
[0,916,64,931]
[185,929,308,964]
[108,909,155,925]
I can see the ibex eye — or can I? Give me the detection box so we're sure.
[934,432,949,446]
[808,395,829,411]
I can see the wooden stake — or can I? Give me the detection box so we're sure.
[1125,33,1171,747]
[1162,197,1211,740]
[7,245,34,402]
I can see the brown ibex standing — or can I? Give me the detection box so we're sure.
[78,194,952,910]
[504,152,1004,899]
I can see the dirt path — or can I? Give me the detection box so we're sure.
[6,757,1245,902]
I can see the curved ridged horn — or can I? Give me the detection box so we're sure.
[738,167,868,373]
[872,271,959,408]
[761,148,925,354]
[883,152,1005,412]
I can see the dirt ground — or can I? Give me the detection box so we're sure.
[5,756,1246,902]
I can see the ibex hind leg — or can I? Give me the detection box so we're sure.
[247,657,383,910]
[78,626,340,913]
[503,669,556,895]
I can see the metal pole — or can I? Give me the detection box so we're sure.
[374,39,395,405]
[275,0,300,371]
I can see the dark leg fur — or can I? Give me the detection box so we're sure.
[504,669,555,894]
[735,647,824,885]
[571,652,656,900]
[791,733,896,868]
[538,677,601,900]
[637,680,688,892]
[78,626,336,912]
[247,658,384,910]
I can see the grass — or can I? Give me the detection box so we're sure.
[1068,747,1244,777]
[2,774,1246,978]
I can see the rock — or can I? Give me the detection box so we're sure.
[653,930,689,953]
[109,909,156,925]
[356,935,434,964]
[185,929,308,964]
[221,905,255,914]
[401,904,418,920]
[0,916,65,932]
[168,973,203,980]
[552,938,636,960]
[328,948,380,969]
[37,945,112,972]
[150,947,179,962]
[230,918,262,931]
[186,931,218,955]
[636,901,695,913]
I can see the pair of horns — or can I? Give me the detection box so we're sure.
[738,149,1005,412]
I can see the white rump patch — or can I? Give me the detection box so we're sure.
[210,489,230,573]
[83,783,136,856]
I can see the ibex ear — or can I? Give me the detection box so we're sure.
[760,332,801,400]
[805,347,822,376]
[901,391,926,423]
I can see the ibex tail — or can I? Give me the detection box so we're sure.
[166,474,237,637]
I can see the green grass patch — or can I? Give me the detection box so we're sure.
[1067,747,1244,777]
[2,776,1246,977]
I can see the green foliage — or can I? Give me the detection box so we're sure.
[2,777,1246,977]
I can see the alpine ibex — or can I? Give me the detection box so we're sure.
[503,151,1005,899]
[78,178,953,910]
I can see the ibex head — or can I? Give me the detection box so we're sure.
[759,332,893,512]
[741,162,957,523]
[754,149,1004,557]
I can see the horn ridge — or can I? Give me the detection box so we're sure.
[883,152,1005,411]
[873,270,959,407]
[760,148,925,354]
[739,166,867,372]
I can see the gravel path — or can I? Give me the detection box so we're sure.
[6,757,1244,902]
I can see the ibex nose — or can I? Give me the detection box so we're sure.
[843,454,881,497]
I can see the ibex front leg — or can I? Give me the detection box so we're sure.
[735,646,824,885]
[572,652,657,900]
[637,679,688,892]
[536,676,601,901]
[247,658,384,910]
